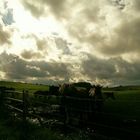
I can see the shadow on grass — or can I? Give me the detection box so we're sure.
[0,108,62,140]
[0,110,93,140]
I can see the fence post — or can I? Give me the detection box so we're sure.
[61,95,68,134]
[0,88,5,109]
[22,90,29,140]
[22,90,29,123]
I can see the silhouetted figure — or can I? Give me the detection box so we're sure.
[89,85,103,111]
[103,92,116,100]
[59,83,103,127]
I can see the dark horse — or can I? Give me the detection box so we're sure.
[59,84,103,127]
[103,92,115,100]
[33,85,59,97]
[89,85,104,110]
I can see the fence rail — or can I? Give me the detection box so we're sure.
[5,97,23,103]
[5,103,23,113]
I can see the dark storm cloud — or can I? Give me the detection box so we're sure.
[0,0,140,86]
[42,0,66,18]
[98,17,140,55]
[82,54,116,80]
[30,60,70,79]
[113,58,140,81]
[1,54,46,79]
[21,0,66,18]
[1,52,140,85]
[0,52,71,83]
[82,53,140,85]
[21,0,45,18]
[28,60,71,84]
[21,50,44,59]
[21,0,102,20]
[36,39,47,51]
[132,0,140,11]
[0,25,11,45]
[55,37,71,55]
[81,4,100,21]
[0,52,17,66]
[111,0,126,10]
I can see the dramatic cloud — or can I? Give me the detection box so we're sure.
[21,34,72,61]
[21,34,48,51]
[0,25,12,45]
[54,37,71,55]
[21,50,44,59]
[1,49,140,86]
[0,0,140,86]
[0,51,17,66]
[82,54,140,85]
[21,0,66,18]
[111,0,126,10]
[82,54,116,80]
[21,0,45,18]
[97,17,140,55]
[132,0,140,12]
[0,52,71,84]
[36,39,47,51]
[30,60,71,79]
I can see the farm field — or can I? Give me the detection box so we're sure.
[98,88,140,138]
[0,110,101,140]
[1,0,140,139]
[0,115,68,140]
[104,89,140,116]
[0,81,49,93]
[0,81,140,139]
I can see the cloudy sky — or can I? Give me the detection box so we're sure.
[0,0,140,86]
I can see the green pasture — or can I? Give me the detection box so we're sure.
[0,109,92,140]
[1,81,140,117]
[100,88,140,135]
[0,81,49,93]
[0,81,140,139]
[103,89,140,116]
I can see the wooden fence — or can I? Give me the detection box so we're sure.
[0,88,140,139]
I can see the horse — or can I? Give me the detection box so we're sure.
[89,85,104,111]
[49,85,59,95]
[59,83,103,127]
[103,92,115,100]
[33,85,59,98]
[34,90,49,96]
[59,83,91,97]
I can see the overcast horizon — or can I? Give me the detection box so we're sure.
[0,0,140,86]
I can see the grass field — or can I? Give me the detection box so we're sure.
[0,81,140,139]
[103,88,140,117]
[0,116,66,140]
[0,112,93,140]
[1,81,140,118]
[100,87,140,137]
[0,81,49,93]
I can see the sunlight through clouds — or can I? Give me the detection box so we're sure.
[0,0,140,86]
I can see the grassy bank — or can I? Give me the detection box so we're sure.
[0,81,49,93]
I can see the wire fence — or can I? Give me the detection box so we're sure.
[0,89,140,139]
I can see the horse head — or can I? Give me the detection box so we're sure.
[59,83,77,96]
[89,85,103,98]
